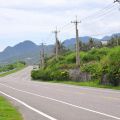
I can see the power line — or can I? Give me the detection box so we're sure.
[83,7,117,24]
[82,4,116,23]
[58,2,116,34]
[81,3,114,21]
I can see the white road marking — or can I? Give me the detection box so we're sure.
[9,79,120,94]
[0,91,57,120]
[0,83,120,120]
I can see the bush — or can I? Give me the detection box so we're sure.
[81,62,102,80]
[6,64,15,71]
[109,66,120,86]
[31,70,51,81]
[50,70,69,81]
[108,47,120,86]
[65,53,76,63]
[82,54,100,62]
[31,69,69,81]
[82,48,109,62]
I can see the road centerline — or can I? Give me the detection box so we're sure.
[0,82,120,120]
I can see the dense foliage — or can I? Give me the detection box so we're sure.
[32,46,120,87]
[0,61,26,73]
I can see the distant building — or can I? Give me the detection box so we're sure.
[101,40,108,45]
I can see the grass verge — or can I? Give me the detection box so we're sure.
[35,80,120,90]
[0,66,26,77]
[0,96,23,120]
[52,81,120,90]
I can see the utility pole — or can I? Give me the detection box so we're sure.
[71,16,81,67]
[40,43,45,69]
[53,27,60,60]
[114,0,120,3]
[113,0,120,45]
[39,51,42,68]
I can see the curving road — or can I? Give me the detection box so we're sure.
[0,66,120,120]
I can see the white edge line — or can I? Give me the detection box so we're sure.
[0,90,57,120]
[0,83,120,120]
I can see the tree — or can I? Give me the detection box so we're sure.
[107,35,120,47]
[88,38,95,49]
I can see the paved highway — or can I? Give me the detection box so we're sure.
[0,66,120,120]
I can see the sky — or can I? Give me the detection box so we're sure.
[0,0,120,51]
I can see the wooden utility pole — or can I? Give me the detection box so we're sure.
[71,16,81,67]
[53,27,60,60]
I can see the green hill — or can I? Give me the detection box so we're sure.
[31,46,120,88]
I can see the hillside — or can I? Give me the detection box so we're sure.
[32,46,120,88]
[0,41,54,65]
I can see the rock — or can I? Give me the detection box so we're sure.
[69,69,91,82]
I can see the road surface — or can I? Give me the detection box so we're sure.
[0,66,120,120]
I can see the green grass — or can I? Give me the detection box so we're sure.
[0,96,23,120]
[48,80,120,90]
[0,65,26,77]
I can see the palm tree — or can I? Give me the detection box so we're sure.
[88,38,95,49]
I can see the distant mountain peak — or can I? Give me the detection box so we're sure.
[0,33,120,65]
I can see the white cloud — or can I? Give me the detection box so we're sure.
[0,0,120,51]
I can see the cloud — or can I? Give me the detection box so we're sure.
[0,0,120,51]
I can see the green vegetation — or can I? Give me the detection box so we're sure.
[0,96,23,120]
[32,39,120,89]
[0,61,26,77]
[49,80,120,90]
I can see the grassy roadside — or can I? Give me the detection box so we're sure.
[32,46,120,91]
[0,96,23,120]
[39,80,120,90]
[0,65,26,77]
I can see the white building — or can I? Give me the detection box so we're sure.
[101,40,108,45]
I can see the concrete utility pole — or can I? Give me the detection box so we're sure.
[40,43,45,69]
[114,0,120,3]
[39,51,42,68]
[53,27,60,60]
[113,0,120,45]
[71,16,81,67]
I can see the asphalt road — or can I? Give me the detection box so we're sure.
[0,66,120,120]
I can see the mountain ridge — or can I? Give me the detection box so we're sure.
[0,33,119,65]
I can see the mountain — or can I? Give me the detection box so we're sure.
[0,33,119,65]
[102,33,120,41]
[63,33,120,47]
[63,36,99,48]
[0,40,54,65]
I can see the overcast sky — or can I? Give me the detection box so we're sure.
[0,0,120,51]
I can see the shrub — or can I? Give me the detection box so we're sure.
[82,54,100,62]
[50,70,69,81]
[65,53,76,63]
[81,62,102,80]
[31,70,51,81]
[82,48,109,62]
[7,64,15,71]
[31,69,69,81]
[109,66,120,86]
[108,47,120,86]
